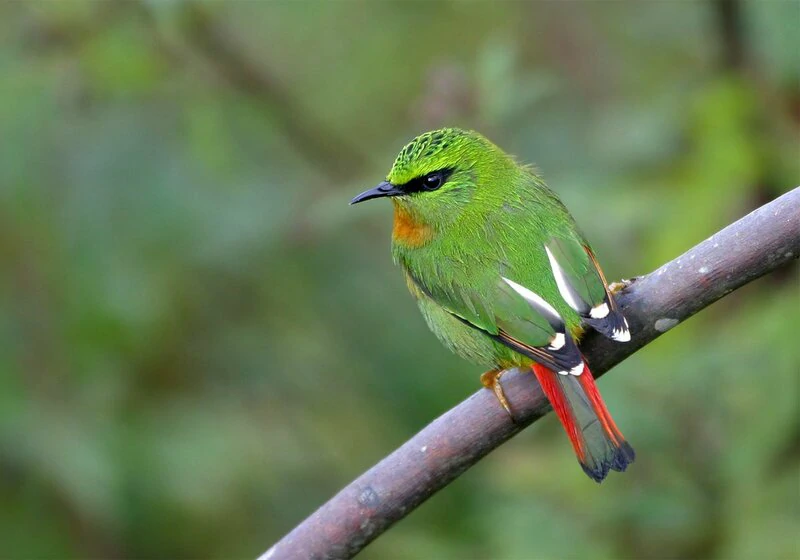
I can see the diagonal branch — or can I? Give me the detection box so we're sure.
[262,188,800,560]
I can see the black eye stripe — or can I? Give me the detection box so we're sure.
[397,168,454,195]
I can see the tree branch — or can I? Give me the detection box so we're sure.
[261,188,800,560]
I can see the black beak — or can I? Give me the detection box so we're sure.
[350,181,403,205]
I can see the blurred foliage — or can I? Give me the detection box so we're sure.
[0,1,798,559]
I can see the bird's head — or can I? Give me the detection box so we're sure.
[351,128,515,229]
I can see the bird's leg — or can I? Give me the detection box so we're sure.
[480,368,516,422]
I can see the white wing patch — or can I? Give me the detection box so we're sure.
[558,362,584,376]
[546,243,633,345]
[545,246,584,312]
[501,277,562,322]
[589,302,609,319]
[611,317,631,342]
[500,276,584,376]
[548,332,565,350]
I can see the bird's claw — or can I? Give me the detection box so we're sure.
[481,369,517,424]
[608,277,636,296]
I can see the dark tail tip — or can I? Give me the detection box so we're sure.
[610,440,636,472]
[581,461,610,483]
[581,441,635,482]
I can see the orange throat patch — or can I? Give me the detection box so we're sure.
[392,203,433,247]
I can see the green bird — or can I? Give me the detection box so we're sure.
[351,128,634,482]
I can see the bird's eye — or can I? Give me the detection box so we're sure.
[422,172,443,191]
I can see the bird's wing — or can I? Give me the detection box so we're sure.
[544,236,630,342]
[405,269,585,376]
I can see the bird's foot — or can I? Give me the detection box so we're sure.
[608,277,635,296]
[480,369,516,423]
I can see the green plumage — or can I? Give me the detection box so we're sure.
[352,127,635,482]
[386,128,599,368]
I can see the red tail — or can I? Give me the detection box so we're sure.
[531,362,634,482]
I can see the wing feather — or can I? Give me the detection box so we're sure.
[545,238,631,343]
[405,268,585,375]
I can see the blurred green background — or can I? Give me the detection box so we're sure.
[1,1,798,559]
